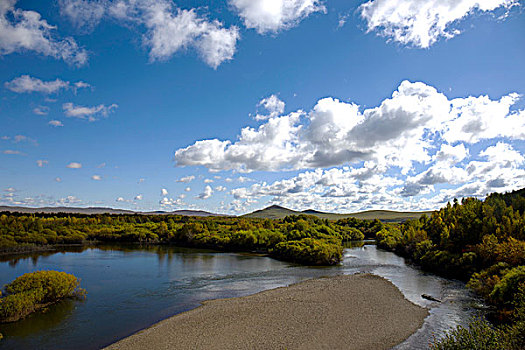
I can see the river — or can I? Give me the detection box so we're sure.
[0,243,485,349]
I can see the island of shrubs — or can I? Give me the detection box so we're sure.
[375,188,525,349]
[0,270,86,323]
[0,213,378,266]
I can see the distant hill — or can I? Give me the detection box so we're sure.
[243,205,434,222]
[0,205,433,221]
[0,206,224,217]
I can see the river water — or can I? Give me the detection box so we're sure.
[0,243,484,349]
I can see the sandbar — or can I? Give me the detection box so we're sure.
[105,274,428,350]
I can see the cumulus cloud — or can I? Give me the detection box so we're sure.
[36,159,48,167]
[184,187,191,192]
[175,81,525,213]
[33,106,49,115]
[134,194,143,200]
[175,81,525,173]
[215,186,227,192]
[159,196,184,207]
[4,75,90,94]
[59,0,239,68]
[197,185,213,199]
[0,0,87,65]
[231,144,524,213]
[230,0,326,34]
[177,175,195,183]
[66,162,82,168]
[254,94,285,121]
[91,174,102,180]
[55,177,62,182]
[359,0,519,48]
[161,188,168,196]
[204,178,214,183]
[49,120,64,127]
[63,102,118,121]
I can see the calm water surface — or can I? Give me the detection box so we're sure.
[0,243,484,349]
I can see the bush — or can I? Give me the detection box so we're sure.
[490,266,525,306]
[271,238,342,265]
[430,319,507,350]
[0,271,85,323]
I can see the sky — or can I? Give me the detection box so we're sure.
[1,0,524,215]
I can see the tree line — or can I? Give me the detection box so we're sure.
[375,188,525,349]
[0,212,380,266]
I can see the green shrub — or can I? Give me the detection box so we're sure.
[431,319,507,350]
[0,271,85,323]
[271,238,342,265]
[490,266,525,306]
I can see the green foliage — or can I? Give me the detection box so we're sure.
[375,188,525,347]
[271,238,343,265]
[431,319,509,350]
[0,211,371,266]
[489,266,525,306]
[0,271,85,323]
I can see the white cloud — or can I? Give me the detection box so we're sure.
[33,106,49,115]
[59,0,105,32]
[177,175,195,183]
[204,178,214,183]
[55,177,62,182]
[36,159,48,167]
[215,186,227,192]
[49,120,64,127]
[175,81,525,214]
[4,75,90,94]
[56,195,82,205]
[230,0,326,34]
[134,194,143,200]
[479,142,524,166]
[3,150,24,155]
[230,147,525,213]
[174,81,525,174]
[63,102,118,121]
[254,94,285,121]
[359,0,519,48]
[433,143,469,164]
[159,196,184,207]
[197,185,213,199]
[66,162,82,168]
[59,0,239,68]
[91,174,102,180]
[0,0,87,65]
[184,187,191,192]
[161,188,168,196]
[4,187,16,192]
[116,197,125,202]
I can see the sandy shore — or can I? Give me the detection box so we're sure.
[105,274,428,350]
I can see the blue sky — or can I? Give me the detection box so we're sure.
[1,0,524,214]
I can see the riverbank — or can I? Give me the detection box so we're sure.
[105,274,428,350]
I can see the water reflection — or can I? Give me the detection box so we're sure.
[0,300,76,338]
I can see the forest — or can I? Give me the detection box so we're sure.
[375,188,525,349]
[0,211,377,266]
